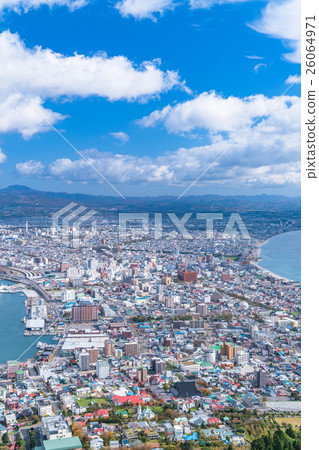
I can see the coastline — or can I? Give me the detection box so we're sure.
[0,287,55,363]
[252,238,291,282]
[252,260,292,282]
[0,280,44,333]
[252,231,301,283]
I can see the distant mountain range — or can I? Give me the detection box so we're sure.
[0,185,301,217]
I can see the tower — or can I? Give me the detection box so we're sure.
[79,352,90,371]
[96,360,109,379]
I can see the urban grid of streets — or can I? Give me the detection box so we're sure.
[0,215,301,449]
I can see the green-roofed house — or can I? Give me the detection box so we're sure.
[42,437,82,450]
[15,370,26,382]
[209,344,221,351]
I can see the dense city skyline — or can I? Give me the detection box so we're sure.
[0,1,305,448]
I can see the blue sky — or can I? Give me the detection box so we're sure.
[0,0,300,197]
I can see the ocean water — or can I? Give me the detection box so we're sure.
[259,230,301,282]
[0,281,53,364]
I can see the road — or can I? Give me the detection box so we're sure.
[19,423,42,450]
[52,323,70,360]
[0,265,61,323]
[0,265,52,301]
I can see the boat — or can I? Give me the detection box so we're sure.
[0,285,10,293]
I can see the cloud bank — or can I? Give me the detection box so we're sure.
[15,90,300,188]
[0,31,184,137]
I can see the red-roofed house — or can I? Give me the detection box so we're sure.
[211,400,224,411]
[94,409,109,417]
[112,395,143,405]
[140,391,151,402]
[208,417,221,425]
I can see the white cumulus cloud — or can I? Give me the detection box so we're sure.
[15,159,45,176]
[0,0,86,12]
[0,31,184,137]
[250,0,301,63]
[116,0,248,20]
[0,148,7,164]
[15,90,301,189]
[109,132,130,143]
[0,94,64,138]
[116,0,176,20]
[285,74,301,84]
[0,31,182,101]
[138,91,298,135]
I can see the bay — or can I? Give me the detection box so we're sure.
[0,280,54,364]
[259,230,301,282]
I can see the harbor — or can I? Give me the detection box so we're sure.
[0,279,58,337]
[0,286,55,363]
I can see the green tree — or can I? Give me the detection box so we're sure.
[273,434,284,450]
[286,424,295,439]
[180,442,193,450]
[293,440,301,450]
[263,434,273,449]
[81,435,91,449]
[2,434,9,446]
[16,438,26,449]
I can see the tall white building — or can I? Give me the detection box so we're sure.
[61,289,75,302]
[66,266,83,279]
[165,296,174,308]
[37,398,53,417]
[205,350,216,363]
[196,303,208,317]
[79,351,90,371]
[96,360,109,379]
[88,258,99,271]
[235,351,250,365]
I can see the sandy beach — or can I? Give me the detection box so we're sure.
[251,260,292,282]
[251,239,292,282]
